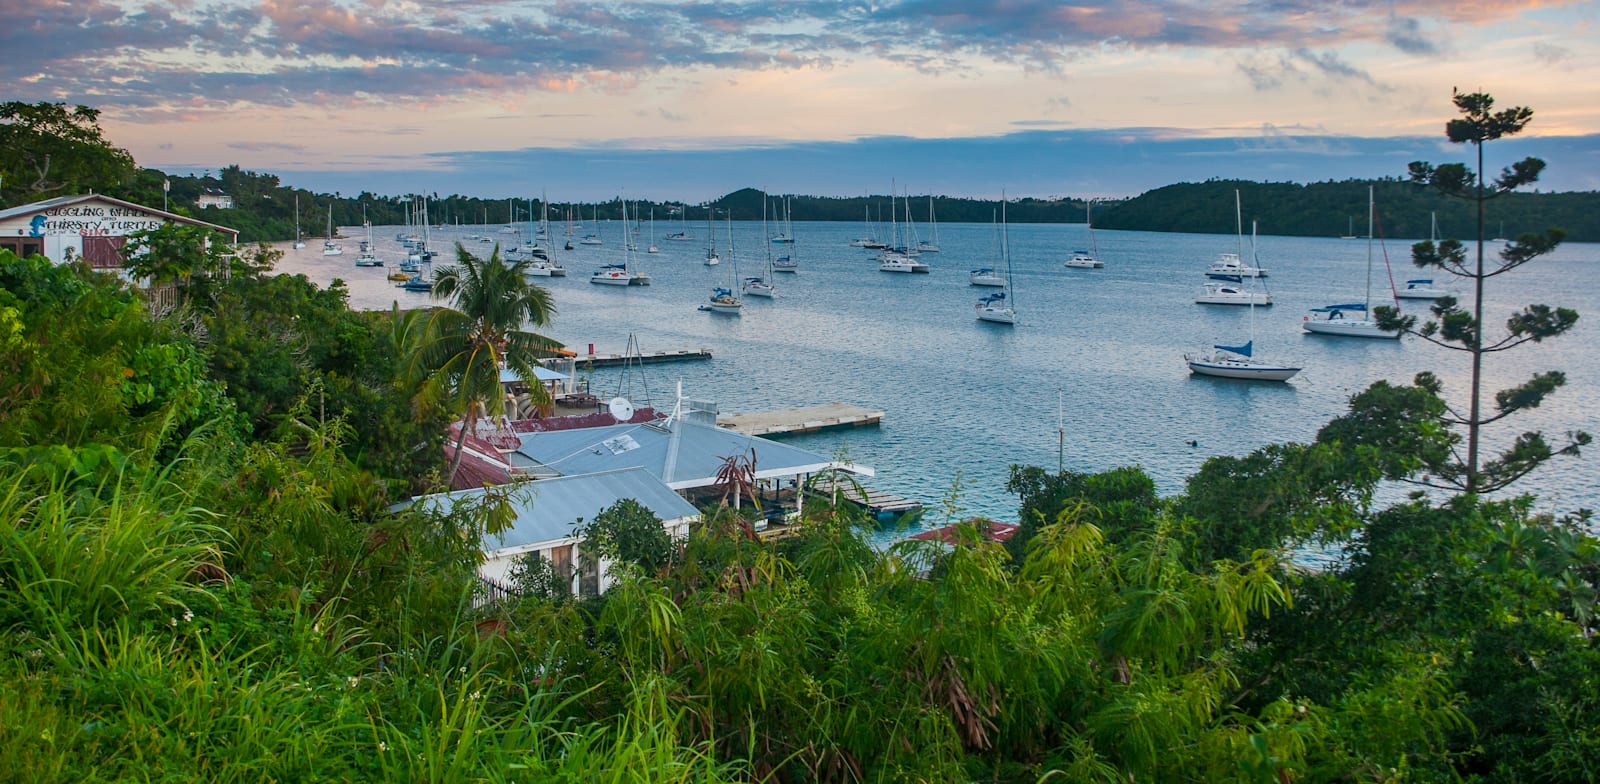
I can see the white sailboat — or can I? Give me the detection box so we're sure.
[524,194,566,277]
[354,207,382,267]
[1302,186,1399,339]
[1064,200,1103,268]
[917,195,940,253]
[589,201,649,285]
[292,194,306,249]
[321,204,343,256]
[646,209,659,254]
[1396,213,1450,300]
[1186,191,1299,381]
[706,213,743,314]
[769,195,794,244]
[976,198,1016,325]
[1197,216,1272,305]
[743,200,776,298]
[703,207,720,265]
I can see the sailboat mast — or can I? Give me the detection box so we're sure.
[1365,186,1375,312]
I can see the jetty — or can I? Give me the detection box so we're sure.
[810,477,922,521]
[717,403,884,437]
[541,348,712,368]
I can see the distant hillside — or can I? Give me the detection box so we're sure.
[1090,179,1600,242]
[100,167,1600,244]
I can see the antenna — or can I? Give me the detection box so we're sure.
[607,396,635,423]
[1057,388,1064,474]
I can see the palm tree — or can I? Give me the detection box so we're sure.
[410,242,562,485]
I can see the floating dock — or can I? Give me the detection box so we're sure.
[717,403,884,437]
[810,477,923,520]
[542,348,712,368]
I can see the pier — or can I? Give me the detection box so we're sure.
[541,348,713,368]
[810,477,922,520]
[717,403,884,437]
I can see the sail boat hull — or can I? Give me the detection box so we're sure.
[976,305,1015,324]
[1185,353,1300,381]
[1301,313,1398,339]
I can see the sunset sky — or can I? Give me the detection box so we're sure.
[11,0,1600,201]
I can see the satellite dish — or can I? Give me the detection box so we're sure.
[607,396,635,422]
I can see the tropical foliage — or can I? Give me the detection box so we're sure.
[2,98,1598,784]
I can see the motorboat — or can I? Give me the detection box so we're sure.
[1195,280,1272,306]
[1064,250,1102,269]
[1206,253,1266,278]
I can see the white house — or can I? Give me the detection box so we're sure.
[197,187,234,209]
[0,193,239,269]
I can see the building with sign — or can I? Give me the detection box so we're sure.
[0,193,239,269]
[197,187,234,209]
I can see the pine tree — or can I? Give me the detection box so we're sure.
[1375,90,1587,494]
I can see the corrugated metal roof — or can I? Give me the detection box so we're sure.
[396,467,700,554]
[0,193,240,237]
[511,418,870,488]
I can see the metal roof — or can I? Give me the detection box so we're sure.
[397,467,700,555]
[0,193,240,238]
[499,365,569,383]
[511,417,871,489]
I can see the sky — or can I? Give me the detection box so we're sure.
[8,0,1600,201]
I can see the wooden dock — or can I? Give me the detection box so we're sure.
[541,348,712,368]
[810,477,922,520]
[717,403,883,437]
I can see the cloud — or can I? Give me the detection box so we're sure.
[0,0,1562,114]
[228,141,307,153]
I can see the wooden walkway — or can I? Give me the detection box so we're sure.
[810,477,922,519]
[541,348,712,368]
[717,403,883,437]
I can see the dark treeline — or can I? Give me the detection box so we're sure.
[1090,177,1600,242]
[114,167,1600,245]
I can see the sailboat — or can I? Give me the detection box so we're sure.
[703,207,720,265]
[706,212,743,314]
[1302,186,1399,339]
[646,209,659,254]
[321,204,343,256]
[1340,215,1358,240]
[589,201,649,285]
[850,203,885,248]
[578,204,603,245]
[1064,200,1103,268]
[743,201,776,298]
[769,195,794,244]
[917,196,941,253]
[976,198,1016,325]
[664,205,693,241]
[970,210,1007,287]
[1186,191,1299,381]
[770,197,798,272]
[524,194,566,277]
[354,207,383,267]
[292,194,306,249]
[1398,213,1449,299]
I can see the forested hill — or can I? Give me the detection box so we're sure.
[1090,178,1600,242]
[106,167,1599,243]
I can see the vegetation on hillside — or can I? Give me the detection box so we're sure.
[2,93,1598,782]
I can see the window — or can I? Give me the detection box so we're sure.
[0,238,44,259]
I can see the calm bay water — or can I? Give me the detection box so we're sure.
[276,218,1600,528]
